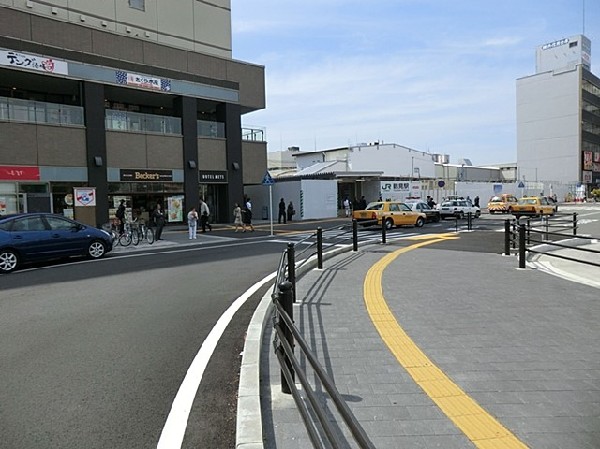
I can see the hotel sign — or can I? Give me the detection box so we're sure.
[199,170,228,183]
[119,169,173,182]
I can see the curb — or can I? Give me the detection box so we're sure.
[235,243,355,448]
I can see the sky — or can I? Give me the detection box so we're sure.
[230,0,600,166]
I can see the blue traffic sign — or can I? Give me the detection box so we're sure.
[517,181,525,188]
[261,171,274,186]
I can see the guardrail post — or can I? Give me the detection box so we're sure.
[467,212,472,230]
[573,212,578,236]
[526,218,531,245]
[287,243,296,303]
[543,216,549,241]
[352,219,358,252]
[504,219,511,255]
[511,219,517,249]
[317,227,323,269]
[455,215,459,232]
[276,281,294,394]
[381,220,387,244]
[518,224,526,269]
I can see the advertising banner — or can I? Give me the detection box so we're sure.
[167,196,183,222]
[583,151,593,170]
[74,188,96,206]
[0,165,40,181]
[1,50,68,75]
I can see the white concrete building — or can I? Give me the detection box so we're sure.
[517,35,600,195]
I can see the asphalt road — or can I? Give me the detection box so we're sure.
[0,238,283,449]
[1,203,597,449]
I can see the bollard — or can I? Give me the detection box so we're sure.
[317,227,323,269]
[467,212,472,230]
[352,219,358,252]
[518,224,526,269]
[381,220,387,244]
[573,212,578,236]
[455,215,459,232]
[277,281,294,394]
[504,219,511,255]
[526,218,531,245]
[287,242,296,303]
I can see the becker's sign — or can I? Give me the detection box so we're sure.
[119,169,173,182]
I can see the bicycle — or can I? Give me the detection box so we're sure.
[130,219,154,245]
[103,218,132,247]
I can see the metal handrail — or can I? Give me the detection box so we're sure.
[270,224,375,449]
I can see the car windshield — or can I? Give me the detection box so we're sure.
[518,198,537,205]
[441,201,454,207]
[489,197,502,203]
[365,202,383,210]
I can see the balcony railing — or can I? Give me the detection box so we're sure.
[105,109,181,135]
[0,96,84,126]
[197,119,225,138]
[242,126,266,142]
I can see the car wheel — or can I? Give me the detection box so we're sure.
[490,210,495,214]
[385,218,394,230]
[415,217,425,228]
[87,240,106,259]
[475,210,481,218]
[0,249,19,273]
[433,214,440,223]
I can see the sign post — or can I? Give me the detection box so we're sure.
[262,171,275,236]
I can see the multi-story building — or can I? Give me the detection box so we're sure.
[517,34,600,195]
[0,0,266,225]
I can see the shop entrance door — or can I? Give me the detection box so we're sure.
[199,184,227,223]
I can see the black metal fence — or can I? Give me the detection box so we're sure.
[501,212,600,270]
[271,223,375,449]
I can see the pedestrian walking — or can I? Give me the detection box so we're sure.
[473,196,480,207]
[287,201,295,222]
[199,198,212,232]
[343,196,351,217]
[233,203,243,232]
[115,199,126,234]
[187,207,198,239]
[278,198,286,224]
[243,197,254,232]
[153,203,166,240]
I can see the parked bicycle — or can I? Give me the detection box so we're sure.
[130,219,154,245]
[102,218,132,247]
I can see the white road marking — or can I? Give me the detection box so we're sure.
[156,271,277,449]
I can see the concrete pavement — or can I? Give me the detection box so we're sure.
[244,231,600,449]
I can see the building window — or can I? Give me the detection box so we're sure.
[129,0,145,11]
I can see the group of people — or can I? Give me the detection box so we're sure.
[278,198,295,224]
[342,196,368,216]
[186,199,213,239]
[115,199,167,241]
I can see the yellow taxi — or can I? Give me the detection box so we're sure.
[487,194,518,214]
[511,196,557,218]
[352,201,426,229]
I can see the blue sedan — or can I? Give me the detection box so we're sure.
[0,213,113,273]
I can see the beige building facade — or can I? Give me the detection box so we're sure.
[0,0,266,224]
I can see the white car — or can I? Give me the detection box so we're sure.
[438,199,481,219]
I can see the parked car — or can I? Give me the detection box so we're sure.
[438,200,481,219]
[352,201,426,229]
[0,213,113,273]
[511,196,557,218]
[487,194,518,214]
[404,200,441,222]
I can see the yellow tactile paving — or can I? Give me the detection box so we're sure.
[363,235,529,449]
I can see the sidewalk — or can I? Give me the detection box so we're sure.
[256,236,600,448]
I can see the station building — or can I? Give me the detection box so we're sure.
[0,0,266,225]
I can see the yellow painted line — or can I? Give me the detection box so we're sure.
[364,236,529,448]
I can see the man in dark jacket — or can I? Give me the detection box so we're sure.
[278,198,286,224]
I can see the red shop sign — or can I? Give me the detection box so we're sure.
[0,166,40,181]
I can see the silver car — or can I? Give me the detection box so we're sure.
[438,200,481,219]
